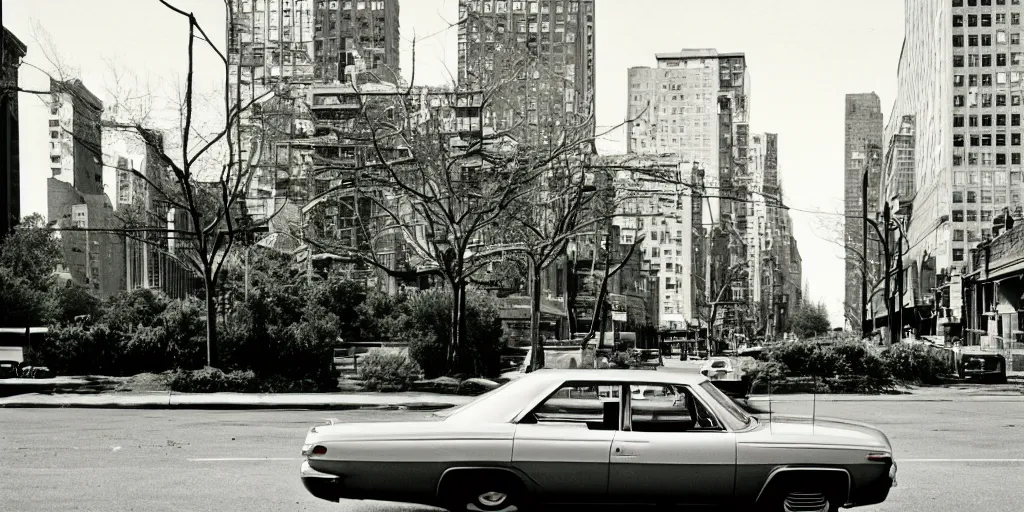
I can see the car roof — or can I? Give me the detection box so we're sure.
[529,369,708,386]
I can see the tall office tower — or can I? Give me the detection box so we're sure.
[2,27,27,237]
[884,0,1024,335]
[457,0,597,146]
[312,0,400,83]
[627,49,750,337]
[843,92,884,330]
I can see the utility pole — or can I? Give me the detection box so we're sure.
[861,167,869,337]
[882,201,893,345]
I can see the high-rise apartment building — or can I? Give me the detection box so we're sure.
[457,0,597,145]
[627,50,749,237]
[47,78,104,196]
[602,154,701,330]
[312,0,400,82]
[228,0,317,221]
[2,27,27,237]
[843,92,884,329]
[104,126,194,299]
[627,49,750,336]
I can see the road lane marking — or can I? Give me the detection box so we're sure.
[188,457,299,462]
[900,458,1024,462]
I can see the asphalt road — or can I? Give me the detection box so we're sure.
[3,401,1024,512]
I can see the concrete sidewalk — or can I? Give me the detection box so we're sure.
[0,391,475,410]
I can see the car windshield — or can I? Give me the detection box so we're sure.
[699,381,753,429]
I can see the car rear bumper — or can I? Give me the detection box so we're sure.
[300,460,343,502]
[850,462,896,507]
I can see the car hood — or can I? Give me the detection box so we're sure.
[304,420,516,445]
[743,415,892,450]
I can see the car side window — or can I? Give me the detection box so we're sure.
[628,384,721,433]
[522,382,622,431]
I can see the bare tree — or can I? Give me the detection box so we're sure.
[12,2,300,366]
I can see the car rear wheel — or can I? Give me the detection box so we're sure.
[445,475,526,512]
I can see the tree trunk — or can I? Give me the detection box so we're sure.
[448,278,464,375]
[204,274,219,368]
[707,303,718,357]
[527,258,544,372]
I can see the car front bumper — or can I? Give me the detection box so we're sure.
[300,460,343,502]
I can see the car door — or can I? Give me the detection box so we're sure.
[512,381,623,503]
[607,383,736,506]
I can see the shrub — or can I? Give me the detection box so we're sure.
[405,288,504,379]
[169,367,259,393]
[758,339,894,394]
[883,343,952,385]
[34,323,127,376]
[357,349,421,391]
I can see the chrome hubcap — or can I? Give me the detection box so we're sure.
[784,492,830,512]
[478,491,507,507]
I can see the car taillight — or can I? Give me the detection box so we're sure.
[867,453,892,463]
[301,444,328,457]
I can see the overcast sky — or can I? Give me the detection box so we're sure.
[3,0,905,327]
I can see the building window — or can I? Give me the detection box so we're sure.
[1015,13,1022,25]
[955,114,966,126]
[1014,153,1022,164]
[968,190,978,203]
[982,209,994,221]
[971,134,980,146]
[998,153,1007,165]
[983,190,994,203]
[998,94,1007,106]
[967,209,979,221]
[955,171,967,184]
[953,210,965,222]
[983,74,993,86]
[954,191,965,203]
[955,15,964,27]
[953,249,964,262]
[955,74,965,87]
[983,115,992,126]
[970,34,980,46]
[998,54,1008,66]
[982,54,992,66]
[982,14,991,27]
[1014,33,1022,44]
[983,34,993,46]
[954,229,965,241]
[996,13,1007,25]
[970,114,979,126]
[954,95,965,107]
[998,133,1007,145]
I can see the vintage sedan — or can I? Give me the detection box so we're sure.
[300,369,896,511]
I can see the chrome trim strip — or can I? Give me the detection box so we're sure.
[755,466,852,504]
[300,460,337,480]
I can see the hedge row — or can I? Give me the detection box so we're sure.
[747,339,955,394]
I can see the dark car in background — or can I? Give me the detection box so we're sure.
[958,352,1007,384]
[0,360,20,379]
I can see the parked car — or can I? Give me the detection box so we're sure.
[700,357,736,380]
[18,365,54,379]
[0,360,19,379]
[299,369,897,511]
[957,352,1007,384]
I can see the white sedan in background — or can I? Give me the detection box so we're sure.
[700,357,736,380]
